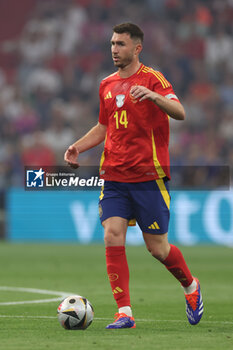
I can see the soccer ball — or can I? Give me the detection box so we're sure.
[57,295,94,330]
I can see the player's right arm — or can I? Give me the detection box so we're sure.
[64,122,106,168]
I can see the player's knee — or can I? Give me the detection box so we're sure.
[146,245,168,261]
[104,227,124,246]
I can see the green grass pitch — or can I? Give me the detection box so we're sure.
[0,243,232,350]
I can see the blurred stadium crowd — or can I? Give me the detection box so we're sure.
[0,0,232,196]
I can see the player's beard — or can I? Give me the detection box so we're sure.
[113,54,133,69]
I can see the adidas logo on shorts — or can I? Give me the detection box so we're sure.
[148,221,160,230]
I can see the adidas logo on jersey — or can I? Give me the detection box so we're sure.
[148,221,160,230]
[104,91,112,99]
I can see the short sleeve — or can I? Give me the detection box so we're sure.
[152,71,180,102]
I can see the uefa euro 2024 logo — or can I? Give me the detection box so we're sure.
[26,168,45,188]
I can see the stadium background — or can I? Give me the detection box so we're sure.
[0,0,232,245]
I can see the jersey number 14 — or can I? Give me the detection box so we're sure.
[114,110,128,129]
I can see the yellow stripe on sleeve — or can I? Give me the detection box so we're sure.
[155,71,170,88]
[142,68,166,88]
[142,67,170,88]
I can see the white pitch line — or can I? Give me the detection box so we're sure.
[0,315,232,325]
[0,286,71,306]
[0,286,72,296]
[0,315,57,319]
[0,299,63,306]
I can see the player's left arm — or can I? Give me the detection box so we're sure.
[130,85,185,121]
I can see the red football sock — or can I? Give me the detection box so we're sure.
[105,246,131,308]
[162,244,193,287]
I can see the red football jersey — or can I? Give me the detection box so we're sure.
[98,64,179,182]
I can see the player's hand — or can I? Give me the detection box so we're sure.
[130,85,159,102]
[64,145,80,169]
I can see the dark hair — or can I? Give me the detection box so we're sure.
[113,23,144,42]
